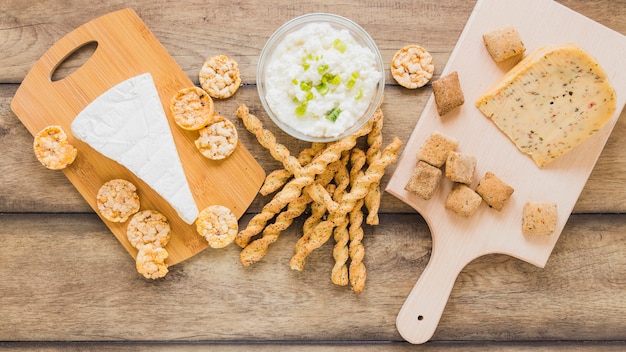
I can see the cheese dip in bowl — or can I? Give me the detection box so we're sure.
[257,13,384,142]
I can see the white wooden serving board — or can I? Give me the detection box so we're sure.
[386,0,626,344]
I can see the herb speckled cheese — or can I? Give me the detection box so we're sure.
[476,43,616,167]
[71,73,199,224]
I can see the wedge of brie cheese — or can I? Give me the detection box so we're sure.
[476,44,616,167]
[71,73,199,224]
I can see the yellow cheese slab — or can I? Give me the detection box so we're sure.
[476,44,617,167]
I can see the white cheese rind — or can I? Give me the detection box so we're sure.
[476,44,617,167]
[71,73,199,224]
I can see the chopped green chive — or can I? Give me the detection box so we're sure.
[347,72,359,89]
[333,39,346,53]
[326,107,342,122]
[295,102,308,116]
[300,81,312,91]
[315,82,329,95]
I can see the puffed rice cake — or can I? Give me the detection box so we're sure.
[33,125,77,170]
[195,116,238,160]
[170,86,215,130]
[390,45,434,89]
[126,210,172,250]
[96,179,141,223]
[195,205,238,248]
[199,55,242,99]
[136,245,169,280]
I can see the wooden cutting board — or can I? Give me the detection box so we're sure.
[10,8,265,266]
[386,0,626,344]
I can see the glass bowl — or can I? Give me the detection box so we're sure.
[257,13,385,143]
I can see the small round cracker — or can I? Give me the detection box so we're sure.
[390,45,434,89]
[33,125,77,170]
[96,179,141,223]
[135,245,169,280]
[199,55,242,99]
[196,205,238,248]
[170,86,215,130]
[126,210,171,250]
[194,116,238,160]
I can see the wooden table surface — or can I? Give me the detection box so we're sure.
[1,0,625,350]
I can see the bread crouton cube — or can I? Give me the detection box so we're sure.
[405,161,442,200]
[432,71,465,116]
[476,172,514,211]
[482,25,526,62]
[445,151,476,184]
[444,184,482,218]
[416,131,458,167]
[522,202,557,235]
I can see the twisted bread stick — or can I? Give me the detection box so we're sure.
[365,109,384,225]
[236,107,379,247]
[297,112,381,178]
[239,194,310,266]
[338,137,402,215]
[349,149,366,188]
[290,137,402,270]
[290,184,336,270]
[240,160,340,265]
[237,104,303,175]
[259,143,325,196]
[349,198,366,293]
[331,150,361,286]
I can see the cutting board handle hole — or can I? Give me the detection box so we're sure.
[417,315,424,321]
[50,41,98,82]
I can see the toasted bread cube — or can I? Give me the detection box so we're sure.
[522,202,557,235]
[445,151,476,184]
[432,71,465,116]
[476,172,514,211]
[483,25,526,62]
[416,131,458,167]
[405,161,442,200]
[444,184,482,218]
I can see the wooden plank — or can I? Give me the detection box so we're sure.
[2,84,626,214]
[1,213,625,342]
[2,341,626,351]
[1,1,623,85]
[0,0,479,83]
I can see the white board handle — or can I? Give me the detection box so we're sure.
[396,236,476,344]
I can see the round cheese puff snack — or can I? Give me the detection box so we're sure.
[96,179,141,223]
[170,86,215,130]
[136,245,169,280]
[196,205,238,248]
[391,45,434,89]
[33,125,77,170]
[199,55,242,99]
[126,210,171,250]
[195,116,238,160]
